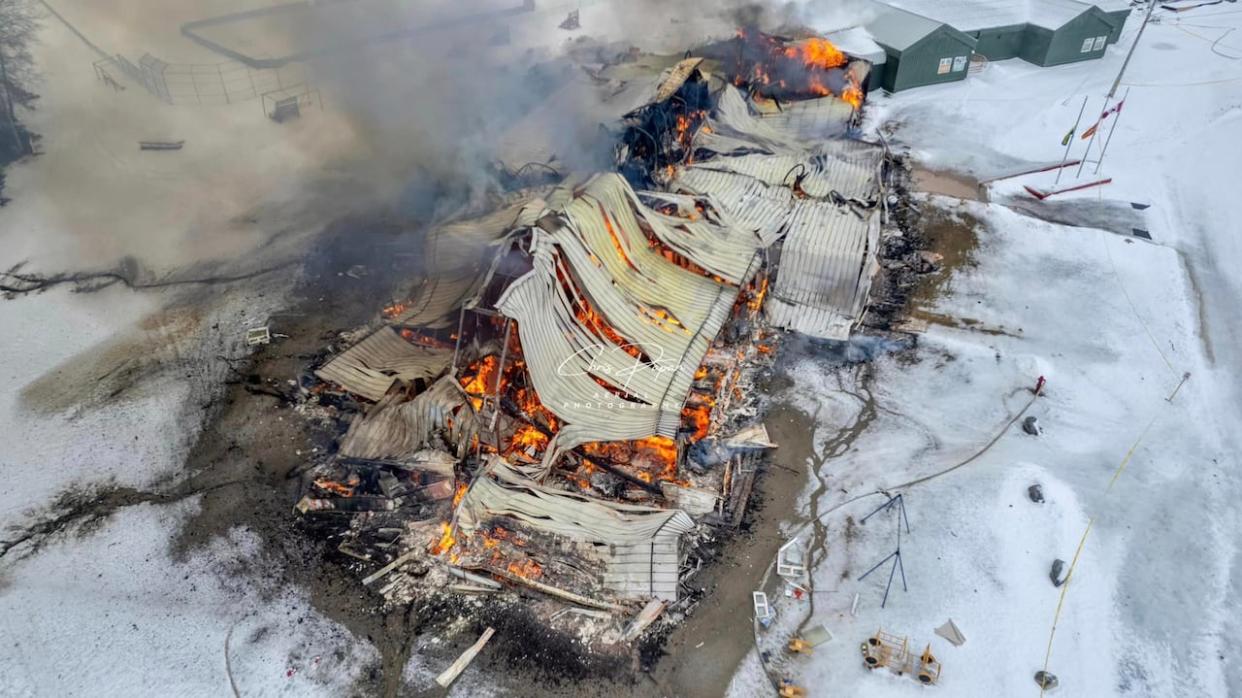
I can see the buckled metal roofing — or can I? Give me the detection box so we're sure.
[495,173,760,473]
[457,458,696,600]
[765,200,881,340]
[315,326,453,401]
[339,375,478,460]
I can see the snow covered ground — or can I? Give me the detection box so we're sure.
[733,6,1242,698]
[0,499,378,696]
[0,7,375,696]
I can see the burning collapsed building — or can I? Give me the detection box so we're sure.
[290,27,910,670]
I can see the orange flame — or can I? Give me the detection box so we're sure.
[507,558,543,579]
[398,328,454,349]
[506,423,549,457]
[798,38,847,70]
[683,402,712,441]
[459,355,500,410]
[313,477,356,497]
[430,522,456,555]
[842,80,864,109]
[747,276,769,313]
[581,435,681,484]
[382,302,408,319]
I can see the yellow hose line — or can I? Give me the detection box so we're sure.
[1037,413,1159,696]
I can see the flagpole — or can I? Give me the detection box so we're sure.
[1075,96,1111,177]
[1094,86,1130,175]
[1108,1,1156,101]
[1076,1,1155,178]
[1056,95,1089,185]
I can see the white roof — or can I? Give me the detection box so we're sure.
[825,26,887,63]
[864,3,949,52]
[879,0,1100,32]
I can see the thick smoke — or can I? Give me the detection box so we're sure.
[284,0,879,219]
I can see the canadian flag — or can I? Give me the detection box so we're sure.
[1081,100,1125,140]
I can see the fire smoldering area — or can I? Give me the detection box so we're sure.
[287,26,921,683]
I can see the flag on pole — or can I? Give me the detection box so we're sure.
[1061,127,1075,146]
[1081,100,1125,139]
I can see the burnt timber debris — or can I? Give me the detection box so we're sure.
[283,28,934,677]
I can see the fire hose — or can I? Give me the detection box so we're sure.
[749,386,1041,693]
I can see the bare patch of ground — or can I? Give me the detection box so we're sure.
[910,165,983,202]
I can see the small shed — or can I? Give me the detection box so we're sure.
[1023,4,1122,66]
[863,4,976,92]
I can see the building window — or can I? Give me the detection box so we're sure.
[938,57,952,74]
[1092,35,1107,51]
[952,55,967,72]
[1081,37,1094,53]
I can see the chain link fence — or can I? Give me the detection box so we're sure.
[93,53,309,107]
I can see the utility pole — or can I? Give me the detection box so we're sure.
[1077,0,1156,177]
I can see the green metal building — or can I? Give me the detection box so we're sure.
[864,0,1131,91]
[864,5,977,92]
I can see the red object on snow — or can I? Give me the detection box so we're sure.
[1035,376,1046,395]
[1024,178,1113,200]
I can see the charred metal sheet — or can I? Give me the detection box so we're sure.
[315,326,452,401]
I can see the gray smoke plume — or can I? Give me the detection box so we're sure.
[274,0,879,218]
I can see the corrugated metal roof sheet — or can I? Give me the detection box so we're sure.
[389,273,481,329]
[339,375,478,460]
[425,198,546,273]
[458,458,695,600]
[755,95,856,141]
[765,202,882,340]
[315,326,452,401]
[695,85,803,157]
[673,167,792,245]
[683,149,880,201]
[674,140,882,247]
[463,458,696,542]
[494,174,757,473]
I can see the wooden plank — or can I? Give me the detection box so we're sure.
[435,627,495,688]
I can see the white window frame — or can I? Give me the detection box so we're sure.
[1093,35,1107,51]
[952,55,967,72]
[937,57,952,75]
[1081,37,1095,53]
